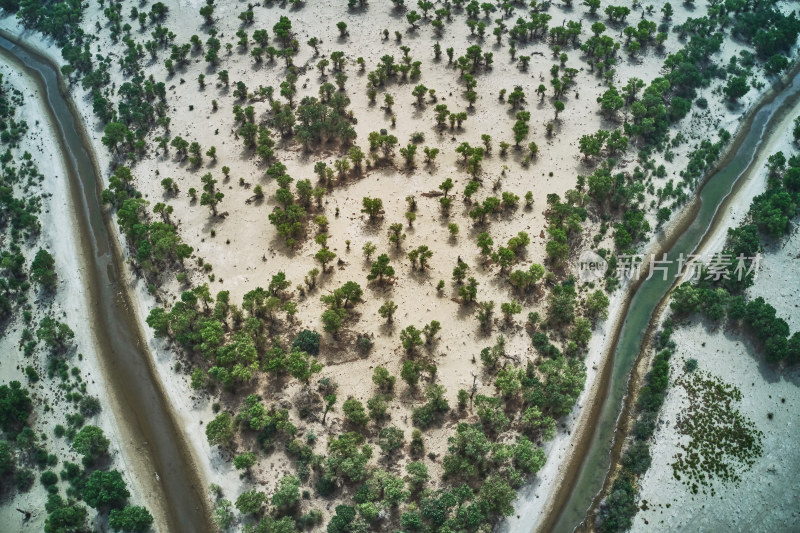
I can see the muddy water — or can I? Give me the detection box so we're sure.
[0,34,211,532]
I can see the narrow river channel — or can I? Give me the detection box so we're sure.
[544,65,800,533]
[0,33,211,532]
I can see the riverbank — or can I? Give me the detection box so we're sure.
[629,96,800,533]
[3,1,799,531]
[0,17,242,508]
[0,30,213,531]
[515,46,800,533]
[0,58,150,530]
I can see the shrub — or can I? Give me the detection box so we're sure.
[621,441,651,475]
[41,470,58,487]
[109,505,154,532]
[292,329,320,355]
[597,475,637,532]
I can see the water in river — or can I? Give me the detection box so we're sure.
[0,34,211,532]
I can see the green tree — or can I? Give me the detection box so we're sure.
[205,412,235,447]
[585,289,610,320]
[342,398,369,426]
[315,248,337,272]
[286,349,323,383]
[367,254,395,282]
[407,10,422,29]
[271,475,301,510]
[388,223,406,248]
[72,426,109,464]
[401,361,420,387]
[84,469,130,510]
[361,197,384,219]
[322,308,346,337]
[405,461,428,492]
[478,475,515,517]
[400,325,424,353]
[325,432,373,483]
[233,451,256,472]
[500,301,522,323]
[109,506,154,533]
[379,300,398,322]
[553,100,565,119]
[236,489,266,515]
[0,381,32,437]
[724,75,750,101]
[36,317,75,354]
[44,497,88,533]
[407,245,433,270]
[372,366,396,391]
[378,426,405,456]
[101,122,130,153]
[30,249,57,290]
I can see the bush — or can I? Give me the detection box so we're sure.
[84,469,130,510]
[632,411,657,440]
[41,470,59,487]
[621,441,651,475]
[79,396,102,417]
[684,358,698,372]
[292,329,320,355]
[109,505,154,532]
[597,475,637,532]
[14,468,34,492]
[356,335,372,355]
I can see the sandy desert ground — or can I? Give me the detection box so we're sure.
[2,0,798,530]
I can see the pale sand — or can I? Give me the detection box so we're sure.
[1,0,797,527]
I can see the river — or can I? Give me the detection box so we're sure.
[0,33,212,532]
[4,20,800,533]
[543,64,800,533]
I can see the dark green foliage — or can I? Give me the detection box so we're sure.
[36,316,75,354]
[324,432,372,484]
[726,224,761,258]
[15,467,34,492]
[44,494,88,533]
[72,425,109,466]
[0,381,32,438]
[637,349,672,413]
[621,441,651,475]
[30,249,56,290]
[295,96,356,148]
[292,329,320,355]
[41,469,59,489]
[749,187,797,238]
[378,426,404,456]
[83,469,130,509]
[411,385,449,429]
[724,75,750,101]
[597,474,637,532]
[524,356,586,418]
[0,440,12,477]
[327,504,358,533]
[731,5,800,58]
[109,505,154,532]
